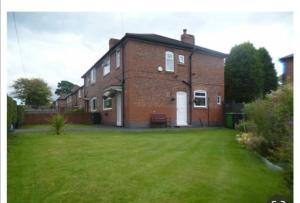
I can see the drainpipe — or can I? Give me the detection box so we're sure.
[189,49,195,126]
[121,43,125,127]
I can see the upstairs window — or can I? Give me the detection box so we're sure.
[178,55,185,64]
[90,68,96,84]
[165,51,174,72]
[217,96,222,105]
[85,75,90,87]
[116,49,121,68]
[194,90,207,108]
[103,57,110,76]
[78,89,81,98]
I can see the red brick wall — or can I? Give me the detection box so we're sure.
[283,58,293,84]
[23,112,93,125]
[123,39,224,127]
[83,47,123,126]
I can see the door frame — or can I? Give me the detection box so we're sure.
[176,91,188,126]
[116,92,122,126]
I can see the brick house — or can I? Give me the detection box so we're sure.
[57,85,85,112]
[280,54,293,85]
[82,29,227,127]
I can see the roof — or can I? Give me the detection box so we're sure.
[56,85,81,101]
[279,54,293,61]
[81,33,228,78]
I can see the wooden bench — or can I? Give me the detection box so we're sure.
[150,113,167,127]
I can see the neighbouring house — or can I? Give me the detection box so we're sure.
[56,85,84,113]
[56,94,67,113]
[279,54,293,85]
[81,29,227,128]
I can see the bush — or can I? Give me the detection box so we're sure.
[72,108,84,113]
[237,84,293,189]
[16,105,25,128]
[236,132,266,151]
[51,114,66,135]
[7,96,17,130]
[235,120,257,133]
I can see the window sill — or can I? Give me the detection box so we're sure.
[194,106,208,109]
[103,108,112,111]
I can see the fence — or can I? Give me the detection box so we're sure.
[23,112,93,125]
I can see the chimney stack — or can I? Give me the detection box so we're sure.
[109,38,120,49]
[181,29,195,45]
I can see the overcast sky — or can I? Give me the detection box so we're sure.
[7,12,293,99]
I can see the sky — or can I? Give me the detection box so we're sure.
[7,12,293,100]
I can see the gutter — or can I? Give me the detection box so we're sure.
[189,48,195,126]
[121,41,126,127]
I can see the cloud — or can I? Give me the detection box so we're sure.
[7,12,293,99]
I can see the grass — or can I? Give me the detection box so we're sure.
[20,124,95,129]
[8,128,291,203]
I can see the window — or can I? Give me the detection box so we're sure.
[178,55,185,64]
[78,89,81,98]
[194,90,207,108]
[103,57,110,76]
[103,97,112,110]
[217,96,221,105]
[116,49,120,68]
[165,51,174,72]
[90,68,96,84]
[85,76,90,87]
[90,97,97,112]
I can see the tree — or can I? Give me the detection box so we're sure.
[257,48,278,95]
[225,42,264,103]
[55,80,74,96]
[12,78,52,107]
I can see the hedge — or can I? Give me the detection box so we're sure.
[7,96,25,130]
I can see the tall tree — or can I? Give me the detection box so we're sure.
[225,42,264,103]
[12,78,52,106]
[55,80,74,96]
[257,48,278,95]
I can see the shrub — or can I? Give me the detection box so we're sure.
[16,105,25,128]
[7,96,17,130]
[235,120,257,133]
[237,84,293,189]
[72,108,84,113]
[51,114,66,135]
[236,132,266,151]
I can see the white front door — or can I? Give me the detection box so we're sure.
[116,92,122,126]
[176,91,188,126]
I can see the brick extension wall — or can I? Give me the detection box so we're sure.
[23,112,93,125]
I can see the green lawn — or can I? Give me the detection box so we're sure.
[20,124,95,129]
[8,128,291,203]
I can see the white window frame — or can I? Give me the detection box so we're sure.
[217,96,222,105]
[178,55,185,64]
[194,90,207,108]
[78,89,81,98]
[165,51,174,72]
[116,49,120,68]
[103,97,112,111]
[90,97,97,112]
[90,68,96,84]
[103,57,110,76]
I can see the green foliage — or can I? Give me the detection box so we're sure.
[238,85,293,189]
[225,42,278,103]
[257,48,278,95]
[51,114,66,135]
[55,80,74,96]
[16,105,25,128]
[72,108,84,113]
[12,78,52,107]
[7,96,17,130]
